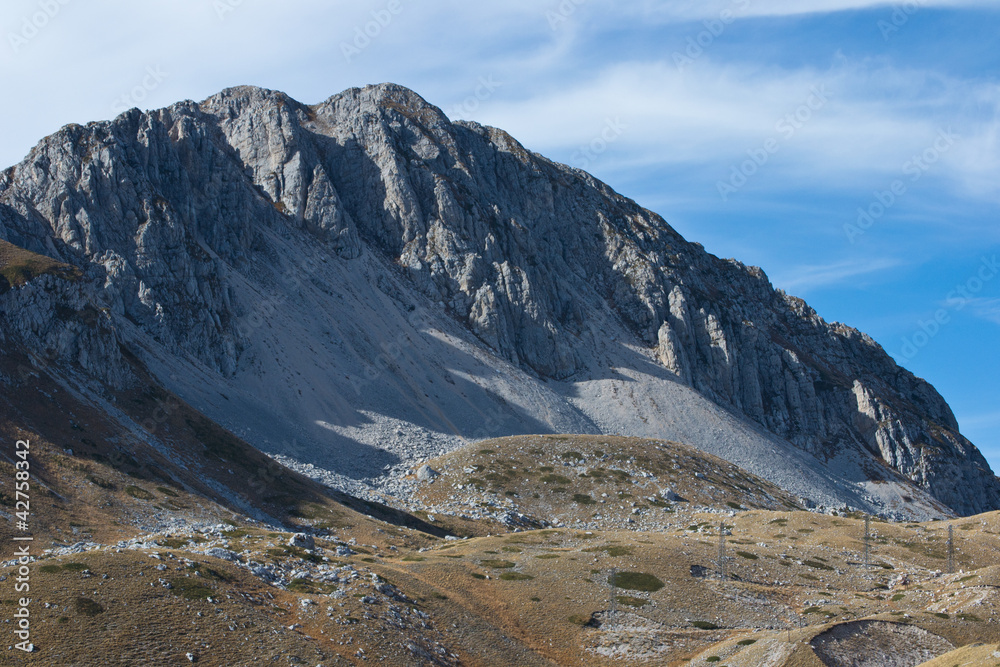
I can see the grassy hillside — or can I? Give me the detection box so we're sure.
[4,509,999,665]
[408,434,805,536]
[0,240,80,291]
[3,371,999,664]
[0,414,1000,667]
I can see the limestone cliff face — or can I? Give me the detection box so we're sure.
[0,83,996,515]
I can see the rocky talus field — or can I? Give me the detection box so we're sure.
[0,83,996,518]
[1,83,999,665]
[1,425,999,666]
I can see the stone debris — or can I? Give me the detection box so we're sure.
[0,82,991,521]
[288,533,316,550]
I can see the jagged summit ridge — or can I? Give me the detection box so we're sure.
[0,83,996,516]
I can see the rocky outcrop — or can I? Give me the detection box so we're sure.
[0,83,996,515]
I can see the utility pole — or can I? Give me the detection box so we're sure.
[863,515,871,574]
[718,521,728,581]
[947,524,955,575]
[607,567,618,632]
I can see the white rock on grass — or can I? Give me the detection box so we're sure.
[416,465,440,482]
[288,533,315,550]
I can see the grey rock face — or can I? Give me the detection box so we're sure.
[0,83,996,515]
[288,533,315,550]
[416,465,440,482]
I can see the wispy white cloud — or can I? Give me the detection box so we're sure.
[467,58,1000,203]
[966,297,1000,325]
[0,0,997,211]
[768,257,903,293]
[621,0,997,21]
[959,410,1000,429]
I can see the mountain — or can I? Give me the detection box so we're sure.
[1,83,997,518]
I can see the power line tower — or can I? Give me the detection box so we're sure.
[947,524,955,575]
[607,567,618,632]
[862,515,871,574]
[717,521,728,581]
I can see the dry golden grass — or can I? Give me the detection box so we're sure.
[3,385,999,667]
[0,240,80,290]
[4,509,999,665]
[412,434,803,535]
[915,642,1000,666]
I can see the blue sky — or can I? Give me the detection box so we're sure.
[2,0,998,470]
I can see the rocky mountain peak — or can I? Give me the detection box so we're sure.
[0,83,996,517]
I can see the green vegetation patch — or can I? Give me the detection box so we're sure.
[583,545,634,557]
[186,562,230,582]
[267,545,323,564]
[481,559,516,569]
[169,578,215,601]
[616,595,649,608]
[73,597,104,617]
[125,485,154,500]
[499,572,534,581]
[157,537,190,549]
[287,578,327,594]
[802,560,833,571]
[572,493,596,505]
[611,571,664,593]
[540,474,572,485]
[86,475,115,490]
[735,550,758,560]
[691,621,719,630]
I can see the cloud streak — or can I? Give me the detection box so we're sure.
[966,297,1000,325]
[621,0,997,21]
[468,59,999,205]
[769,258,903,293]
